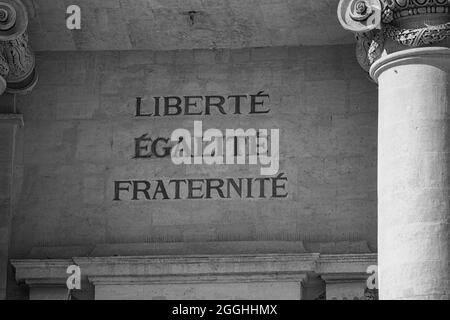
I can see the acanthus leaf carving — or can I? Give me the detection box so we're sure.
[338,0,450,72]
[0,0,37,95]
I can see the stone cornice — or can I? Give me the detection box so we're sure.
[88,273,309,286]
[10,253,377,287]
[0,0,37,95]
[10,259,72,286]
[337,0,450,72]
[318,253,377,274]
[320,273,369,283]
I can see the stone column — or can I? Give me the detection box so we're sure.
[0,0,36,300]
[338,0,449,299]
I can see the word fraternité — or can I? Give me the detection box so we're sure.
[113,174,288,201]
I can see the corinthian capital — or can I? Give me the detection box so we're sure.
[338,0,450,72]
[0,0,37,95]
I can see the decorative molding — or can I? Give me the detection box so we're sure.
[321,272,368,283]
[364,288,379,300]
[72,254,319,281]
[0,112,23,126]
[318,253,377,274]
[369,46,450,81]
[0,0,37,95]
[337,0,450,72]
[88,273,308,286]
[384,22,450,47]
[383,0,449,21]
[10,259,72,286]
[10,253,376,288]
[25,240,376,259]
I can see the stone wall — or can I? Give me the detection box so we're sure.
[9,44,378,258]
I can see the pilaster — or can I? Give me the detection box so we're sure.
[0,0,36,300]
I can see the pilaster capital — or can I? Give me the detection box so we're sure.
[0,0,37,96]
[338,0,449,72]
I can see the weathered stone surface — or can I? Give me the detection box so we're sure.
[10,45,377,260]
[22,0,353,51]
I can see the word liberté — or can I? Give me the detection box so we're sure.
[135,92,271,116]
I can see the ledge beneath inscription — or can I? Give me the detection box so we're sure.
[11,252,377,286]
[11,252,377,300]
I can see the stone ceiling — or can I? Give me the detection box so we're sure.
[23,0,353,51]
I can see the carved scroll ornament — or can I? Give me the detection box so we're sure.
[338,0,450,71]
[0,0,37,95]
